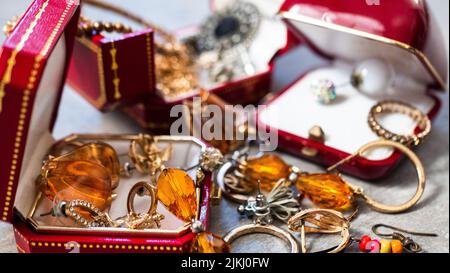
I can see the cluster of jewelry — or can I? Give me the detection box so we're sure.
[77,0,262,99]
[206,137,434,253]
[32,134,230,253]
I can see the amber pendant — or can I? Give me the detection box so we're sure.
[156,168,197,222]
[243,154,290,191]
[190,232,230,253]
[42,160,113,211]
[295,173,355,211]
[51,143,121,189]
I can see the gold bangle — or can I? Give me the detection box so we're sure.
[288,209,351,253]
[223,224,299,253]
[368,100,431,146]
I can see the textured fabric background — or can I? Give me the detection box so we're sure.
[0,0,448,253]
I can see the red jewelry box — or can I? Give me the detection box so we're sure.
[0,0,213,253]
[257,0,448,180]
[67,29,155,111]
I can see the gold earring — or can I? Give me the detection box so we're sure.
[296,139,426,214]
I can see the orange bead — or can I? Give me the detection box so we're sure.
[296,173,355,211]
[190,232,230,253]
[244,154,290,191]
[43,160,113,211]
[391,240,403,253]
[53,143,121,189]
[156,168,197,222]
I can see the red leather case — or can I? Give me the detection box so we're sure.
[257,0,448,180]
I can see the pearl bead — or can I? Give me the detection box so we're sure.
[351,58,395,97]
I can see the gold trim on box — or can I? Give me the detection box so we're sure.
[0,0,50,113]
[109,41,122,100]
[28,241,183,252]
[280,12,447,90]
[2,0,76,222]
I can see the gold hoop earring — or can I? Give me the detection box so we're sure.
[296,139,426,214]
[288,208,351,253]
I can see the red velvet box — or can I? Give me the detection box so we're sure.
[257,0,448,180]
[0,0,212,253]
[67,29,155,111]
[118,0,291,132]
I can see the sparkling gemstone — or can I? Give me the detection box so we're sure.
[43,160,113,211]
[244,154,290,191]
[156,168,197,222]
[295,173,355,211]
[54,143,121,189]
[311,79,337,104]
[190,232,230,253]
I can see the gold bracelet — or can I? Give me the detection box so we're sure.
[368,100,431,146]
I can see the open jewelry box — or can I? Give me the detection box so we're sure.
[0,0,213,253]
[258,0,448,180]
[90,0,288,134]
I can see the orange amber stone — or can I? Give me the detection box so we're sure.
[244,154,290,191]
[56,143,121,189]
[296,173,355,211]
[190,232,230,253]
[43,160,113,211]
[156,168,197,222]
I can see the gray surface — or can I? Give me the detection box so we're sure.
[0,0,448,253]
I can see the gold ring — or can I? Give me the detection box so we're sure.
[223,224,299,253]
[288,209,351,253]
[368,100,431,146]
[127,182,158,216]
[328,139,426,214]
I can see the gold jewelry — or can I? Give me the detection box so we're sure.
[53,181,163,229]
[223,223,299,253]
[368,100,431,146]
[297,139,426,214]
[288,208,351,253]
[83,0,199,99]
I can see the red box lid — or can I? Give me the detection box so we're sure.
[279,0,448,90]
[0,0,80,223]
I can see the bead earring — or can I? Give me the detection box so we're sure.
[311,58,395,104]
[155,167,230,253]
[295,139,426,214]
[215,148,302,203]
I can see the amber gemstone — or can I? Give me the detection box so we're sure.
[190,232,230,253]
[43,160,113,211]
[244,154,290,191]
[156,168,197,222]
[296,173,355,211]
[55,143,121,189]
